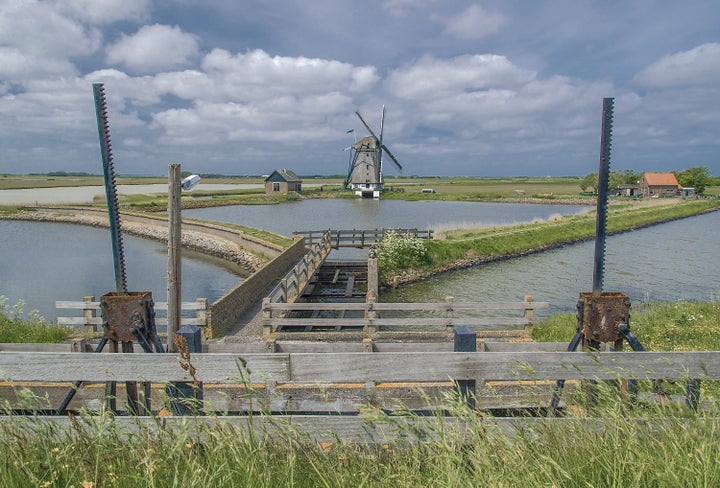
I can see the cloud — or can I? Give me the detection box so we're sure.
[56,0,151,24]
[201,49,379,101]
[0,1,101,61]
[106,24,199,73]
[385,54,534,100]
[444,5,505,40]
[633,43,720,88]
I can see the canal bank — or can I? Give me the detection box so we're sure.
[382,199,720,288]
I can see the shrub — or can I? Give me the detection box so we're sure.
[0,296,71,343]
[375,230,429,275]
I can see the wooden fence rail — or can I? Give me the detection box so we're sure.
[0,350,717,385]
[0,350,717,442]
[262,297,548,336]
[264,230,332,306]
[56,297,208,333]
[294,228,433,248]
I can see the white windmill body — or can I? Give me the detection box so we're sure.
[344,106,403,198]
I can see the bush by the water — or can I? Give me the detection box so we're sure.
[375,230,429,276]
[0,296,71,343]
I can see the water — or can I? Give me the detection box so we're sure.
[383,211,720,315]
[0,221,247,321]
[2,197,717,323]
[185,199,589,236]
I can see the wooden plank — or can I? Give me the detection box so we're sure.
[371,302,549,311]
[57,317,206,327]
[287,351,720,383]
[56,301,207,311]
[0,352,290,383]
[1,351,719,384]
[1,415,717,444]
[264,302,549,312]
[344,275,355,297]
[267,318,531,328]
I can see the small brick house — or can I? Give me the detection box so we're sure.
[638,172,680,198]
[265,169,302,195]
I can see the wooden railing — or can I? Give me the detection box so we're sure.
[262,296,548,336]
[264,230,332,306]
[294,228,433,248]
[55,297,208,333]
[0,350,717,442]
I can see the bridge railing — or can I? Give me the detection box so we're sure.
[262,296,548,337]
[294,228,433,248]
[55,297,208,334]
[263,231,333,316]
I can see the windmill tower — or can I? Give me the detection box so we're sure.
[344,105,403,198]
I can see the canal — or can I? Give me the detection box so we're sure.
[1,198,717,322]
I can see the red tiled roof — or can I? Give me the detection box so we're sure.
[643,172,679,186]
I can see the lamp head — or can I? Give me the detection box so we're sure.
[181,174,201,191]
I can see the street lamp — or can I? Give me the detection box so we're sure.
[167,164,201,351]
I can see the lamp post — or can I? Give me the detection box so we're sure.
[167,163,200,352]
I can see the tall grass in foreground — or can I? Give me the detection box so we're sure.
[0,387,718,487]
[0,296,71,343]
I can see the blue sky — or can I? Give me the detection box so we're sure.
[1,1,718,177]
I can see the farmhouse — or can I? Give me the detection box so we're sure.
[265,169,302,195]
[638,172,680,198]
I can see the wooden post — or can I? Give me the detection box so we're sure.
[167,324,203,415]
[83,295,96,335]
[524,295,534,321]
[445,296,454,330]
[454,326,476,410]
[262,297,273,338]
[167,163,182,352]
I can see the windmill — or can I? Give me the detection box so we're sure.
[343,105,403,198]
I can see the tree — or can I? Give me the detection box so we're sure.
[579,173,598,192]
[676,166,712,195]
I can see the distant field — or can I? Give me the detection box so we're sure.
[2,174,717,204]
[383,176,583,197]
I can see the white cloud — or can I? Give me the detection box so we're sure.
[633,43,720,88]
[0,1,101,60]
[55,0,151,24]
[201,49,378,101]
[445,5,505,40]
[385,54,534,100]
[106,24,199,73]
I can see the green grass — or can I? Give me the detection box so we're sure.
[0,297,71,343]
[0,387,718,486]
[532,300,720,351]
[416,200,720,272]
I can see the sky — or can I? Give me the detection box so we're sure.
[1,1,719,178]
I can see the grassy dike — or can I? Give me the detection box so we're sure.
[385,199,720,285]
